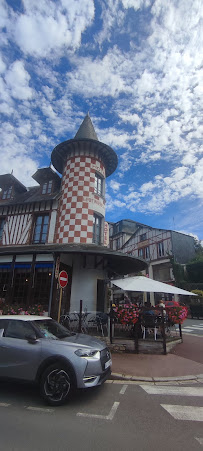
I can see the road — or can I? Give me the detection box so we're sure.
[181,318,203,336]
[0,378,203,451]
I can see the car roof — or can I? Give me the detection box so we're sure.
[0,315,51,321]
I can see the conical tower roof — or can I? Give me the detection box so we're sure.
[74,113,98,140]
[51,113,118,176]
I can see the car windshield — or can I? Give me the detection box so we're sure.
[33,319,73,339]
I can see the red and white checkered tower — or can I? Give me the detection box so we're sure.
[51,114,118,244]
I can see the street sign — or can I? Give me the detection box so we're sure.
[58,270,68,288]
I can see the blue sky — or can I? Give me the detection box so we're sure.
[0,0,202,240]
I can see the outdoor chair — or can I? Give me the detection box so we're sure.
[141,314,159,340]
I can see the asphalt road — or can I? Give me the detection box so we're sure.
[181,318,203,336]
[0,379,203,451]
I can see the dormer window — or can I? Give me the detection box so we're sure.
[2,186,12,200]
[42,180,53,194]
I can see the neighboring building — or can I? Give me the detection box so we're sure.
[0,115,146,316]
[109,220,196,304]
[109,219,145,251]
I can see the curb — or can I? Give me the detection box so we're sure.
[111,372,203,383]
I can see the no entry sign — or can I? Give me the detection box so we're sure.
[58,270,68,288]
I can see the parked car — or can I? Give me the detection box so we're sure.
[164,301,179,308]
[0,315,112,406]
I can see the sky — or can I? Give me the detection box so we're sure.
[0,0,203,241]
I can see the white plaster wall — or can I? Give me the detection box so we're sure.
[70,255,107,311]
[48,209,57,243]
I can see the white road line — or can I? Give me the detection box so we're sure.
[120,384,128,395]
[182,329,193,332]
[161,404,203,421]
[186,327,203,330]
[140,385,203,397]
[0,402,10,407]
[195,437,203,445]
[26,406,54,413]
[77,401,120,421]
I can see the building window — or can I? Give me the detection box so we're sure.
[140,233,147,242]
[0,219,5,241]
[158,241,164,257]
[33,215,49,244]
[2,186,12,200]
[94,173,103,196]
[42,180,53,194]
[93,214,102,245]
[138,248,143,257]
[145,246,150,259]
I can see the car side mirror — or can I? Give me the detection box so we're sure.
[25,333,38,344]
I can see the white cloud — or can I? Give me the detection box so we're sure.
[109,180,124,192]
[13,0,95,58]
[4,61,33,100]
[121,0,151,9]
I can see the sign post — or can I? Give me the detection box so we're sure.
[57,270,68,322]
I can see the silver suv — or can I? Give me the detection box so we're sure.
[0,315,112,406]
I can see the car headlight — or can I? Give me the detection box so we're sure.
[75,349,100,359]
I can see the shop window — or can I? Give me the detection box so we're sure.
[94,173,103,196]
[0,267,10,299]
[42,180,53,194]
[33,267,52,307]
[93,214,102,245]
[33,215,49,244]
[12,267,31,305]
[0,218,5,241]
[2,186,12,200]
[158,241,164,257]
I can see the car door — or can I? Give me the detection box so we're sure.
[0,319,42,381]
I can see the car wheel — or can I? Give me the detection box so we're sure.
[40,363,73,406]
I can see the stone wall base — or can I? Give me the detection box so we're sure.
[99,337,182,354]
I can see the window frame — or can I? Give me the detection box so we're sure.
[42,180,53,195]
[140,233,147,242]
[32,214,49,244]
[92,213,102,245]
[94,173,103,197]
[2,186,12,200]
[0,218,5,241]
[158,241,164,257]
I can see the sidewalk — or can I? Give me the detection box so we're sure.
[111,335,203,382]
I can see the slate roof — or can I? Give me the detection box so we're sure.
[51,114,118,177]
[74,113,98,140]
[0,185,60,207]
[0,174,27,193]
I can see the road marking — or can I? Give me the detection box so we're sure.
[161,404,203,421]
[120,384,128,395]
[77,401,120,421]
[195,437,203,445]
[26,406,54,413]
[0,402,10,407]
[182,329,193,332]
[140,385,203,397]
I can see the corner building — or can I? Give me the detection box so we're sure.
[0,114,147,316]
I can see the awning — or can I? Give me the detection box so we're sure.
[111,276,197,296]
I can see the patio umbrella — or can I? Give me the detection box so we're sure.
[111,276,197,295]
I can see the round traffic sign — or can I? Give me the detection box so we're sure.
[58,270,68,288]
